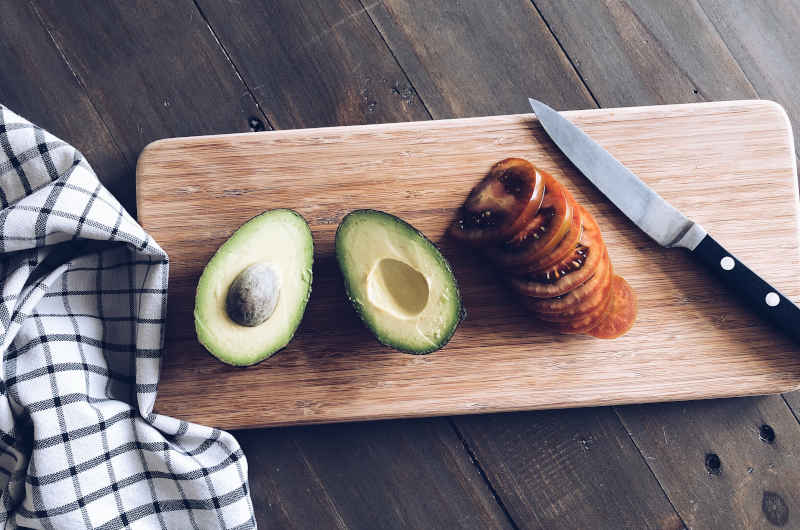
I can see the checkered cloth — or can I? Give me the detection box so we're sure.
[0,105,255,528]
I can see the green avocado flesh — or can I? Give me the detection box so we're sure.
[194,209,313,366]
[336,209,463,354]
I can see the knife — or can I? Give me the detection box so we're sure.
[529,98,800,342]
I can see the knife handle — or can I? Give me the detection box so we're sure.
[692,234,800,343]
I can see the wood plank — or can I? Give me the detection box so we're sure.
[532,0,757,106]
[457,409,684,529]
[618,397,800,529]
[181,2,511,526]
[366,0,593,118]
[31,0,264,216]
[695,0,800,420]
[0,0,131,210]
[530,2,800,527]
[138,101,800,426]
[238,419,512,529]
[194,0,430,129]
[785,393,800,421]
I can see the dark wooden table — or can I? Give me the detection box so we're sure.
[3,1,799,528]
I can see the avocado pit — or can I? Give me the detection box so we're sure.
[226,262,281,327]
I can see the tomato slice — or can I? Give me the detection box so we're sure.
[491,172,572,266]
[552,282,615,334]
[511,198,583,275]
[509,211,605,298]
[524,250,611,317]
[450,158,545,245]
[588,275,637,339]
[535,266,612,323]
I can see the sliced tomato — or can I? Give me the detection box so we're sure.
[509,212,605,298]
[490,171,573,267]
[535,266,612,322]
[552,283,615,334]
[588,275,637,339]
[449,158,545,245]
[511,198,583,275]
[524,250,611,317]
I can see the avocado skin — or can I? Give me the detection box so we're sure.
[335,209,464,355]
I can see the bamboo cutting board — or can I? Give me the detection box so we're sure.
[137,100,800,430]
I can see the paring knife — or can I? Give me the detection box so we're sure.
[529,98,800,342]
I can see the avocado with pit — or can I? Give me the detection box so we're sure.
[194,209,313,366]
[336,209,463,354]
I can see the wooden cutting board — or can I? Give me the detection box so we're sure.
[136,100,800,430]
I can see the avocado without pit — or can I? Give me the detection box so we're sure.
[194,209,313,366]
[336,209,463,354]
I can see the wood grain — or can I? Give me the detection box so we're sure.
[457,409,685,529]
[238,418,512,529]
[698,0,800,155]
[194,0,429,129]
[31,0,265,215]
[532,0,756,106]
[136,100,800,430]
[366,0,592,118]
[618,396,800,529]
[0,0,131,210]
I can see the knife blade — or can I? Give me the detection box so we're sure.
[529,98,800,343]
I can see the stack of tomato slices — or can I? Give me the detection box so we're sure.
[450,157,637,338]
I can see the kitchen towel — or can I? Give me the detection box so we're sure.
[0,104,255,529]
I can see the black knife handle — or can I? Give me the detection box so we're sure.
[692,234,800,343]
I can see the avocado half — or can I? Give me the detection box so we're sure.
[194,209,313,366]
[336,209,463,354]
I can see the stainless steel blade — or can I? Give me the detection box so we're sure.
[529,98,707,250]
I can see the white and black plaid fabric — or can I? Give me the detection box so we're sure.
[0,105,255,529]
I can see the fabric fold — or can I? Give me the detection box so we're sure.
[0,104,254,529]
